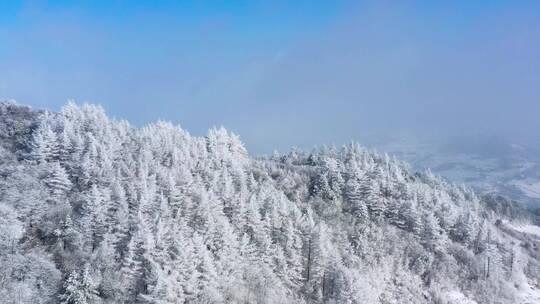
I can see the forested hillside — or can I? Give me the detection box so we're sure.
[0,101,538,304]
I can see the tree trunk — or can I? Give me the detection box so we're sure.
[306,238,312,282]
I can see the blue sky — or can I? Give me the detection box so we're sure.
[1,1,539,153]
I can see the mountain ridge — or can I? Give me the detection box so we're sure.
[0,101,538,304]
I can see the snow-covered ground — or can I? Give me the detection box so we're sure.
[443,290,477,304]
[507,223,540,237]
[503,222,540,303]
[514,181,540,200]
[513,242,540,304]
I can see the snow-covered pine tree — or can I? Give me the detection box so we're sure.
[30,123,60,163]
[60,266,98,304]
[81,184,107,251]
[344,175,369,224]
[360,168,386,219]
[44,162,72,196]
[119,230,145,302]
[421,211,445,252]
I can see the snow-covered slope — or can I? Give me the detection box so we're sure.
[0,101,538,303]
[507,223,540,237]
[498,222,540,304]
[514,181,540,200]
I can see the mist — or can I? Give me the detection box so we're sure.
[242,2,540,152]
[1,1,539,154]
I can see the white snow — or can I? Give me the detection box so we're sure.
[514,180,540,199]
[507,223,540,238]
[503,222,540,303]
[443,290,477,304]
[512,242,540,304]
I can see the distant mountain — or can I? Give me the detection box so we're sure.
[370,134,540,211]
[0,101,539,303]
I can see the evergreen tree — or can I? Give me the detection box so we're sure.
[193,233,222,303]
[473,220,488,254]
[403,196,423,236]
[60,266,98,304]
[311,172,332,200]
[344,176,369,223]
[120,230,145,302]
[81,185,107,251]
[421,211,445,252]
[360,169,386,219]
[44,162,72,196]
[31,123,60,163]
[450,212,476,245]
[54,214,81,253]
[283,220,304,291]
[108,180,129,250]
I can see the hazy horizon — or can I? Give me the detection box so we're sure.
[1,1,539,154]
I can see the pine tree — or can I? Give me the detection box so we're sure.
[109,180,129,251]
[81,184,106,251]
[58,122,75,163]
[473,220,488,254]
[193,233,222,303]
[335,266,355,304]
[54,214,80,252]
[403,196,422,236]
[138,258,168,304]
[360,169,386,219]
[31,123,60,163]
[307,223,331,301]
[79,136,100,188]
[311,172,332,200]
[120,231,145,302]
[325,158,344,200]
[344,176,369,223]
[30,128,49,163]
[387,199,406,229]
[283,220,304,291]
[60,266,98,304]
[167,169,192,219]
[172,224,199,302]
[44,162,72,196]
[450,212,475,245]
[421,211,445,252]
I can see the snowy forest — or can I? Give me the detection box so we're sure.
[1,101,539,304]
